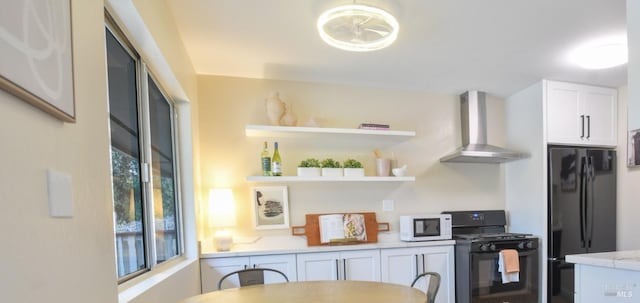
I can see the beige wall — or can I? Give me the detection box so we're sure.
[617,0,640,250]
[197,75,507,240]
[0,0,200,302]
[618,86,640,250]
[0,0,117,302]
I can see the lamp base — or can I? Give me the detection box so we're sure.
[214,230,233,251]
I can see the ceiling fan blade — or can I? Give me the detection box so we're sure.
[363,28,390,36]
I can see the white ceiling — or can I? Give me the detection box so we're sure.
[165,0,627,97]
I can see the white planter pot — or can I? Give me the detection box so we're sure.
[322,168,344,177]
[297,167,321,177]
[343,168,365,177]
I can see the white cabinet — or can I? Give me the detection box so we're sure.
[380,246,455,303]
[546,81,617,146]
[296,249,381,281]
[200,254,296,293]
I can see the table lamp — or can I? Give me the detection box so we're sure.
[209,188,236,251]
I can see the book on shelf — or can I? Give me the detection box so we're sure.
[319,213,367,244]
[358,123,390,130]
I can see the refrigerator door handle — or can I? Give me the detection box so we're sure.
[579,156,587,248]
[586,156,595,248]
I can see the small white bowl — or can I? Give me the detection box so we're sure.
[392,168,406,177]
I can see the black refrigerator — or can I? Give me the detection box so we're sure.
[547,146,617,303]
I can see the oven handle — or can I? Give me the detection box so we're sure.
[472,249,538,257]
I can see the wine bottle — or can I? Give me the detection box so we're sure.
[271,142,282,176]
[261,141,271,176]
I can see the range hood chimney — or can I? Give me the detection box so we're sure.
[440,91,526,163]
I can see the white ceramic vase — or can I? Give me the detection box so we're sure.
[281,103,298,126]
[265,92,285,125]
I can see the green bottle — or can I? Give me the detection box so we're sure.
[271,142,282,176]
[261,141,271,176]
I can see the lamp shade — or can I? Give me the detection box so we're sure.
[208,188,236,228]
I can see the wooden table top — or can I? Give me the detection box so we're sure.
[181,280,427,303]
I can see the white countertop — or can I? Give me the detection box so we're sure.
[200,233,456,258]
[566,250,640,271]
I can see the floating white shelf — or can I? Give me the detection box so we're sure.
[246,176,415,182]
[245,125,416,138]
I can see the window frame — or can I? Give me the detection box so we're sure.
[105,17,184,284]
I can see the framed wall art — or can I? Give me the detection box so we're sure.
[0,0,76,122]
[628,128,640,167]
[251,186,290,230]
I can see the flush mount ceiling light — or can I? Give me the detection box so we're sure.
[317,4,399,52]
[569,35,628,69]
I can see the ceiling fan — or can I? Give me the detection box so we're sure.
[317,3,399,52]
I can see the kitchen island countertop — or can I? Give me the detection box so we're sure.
[566,250,640,271]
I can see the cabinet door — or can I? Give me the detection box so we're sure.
[581,87,617,146]
[341,249,381,281]
[296,252,340,281]
[416,246,455,303]
[251,254,298,283]
[546,81,583,144]
[200,256,250,293]
[546,80,617,146]
[380,247,421,286]
[380,246,455,303]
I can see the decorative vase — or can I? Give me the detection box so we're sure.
[265,92,285,125]
[281,103,298,126]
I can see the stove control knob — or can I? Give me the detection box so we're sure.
[489,244,496,251]
[518,242,525,249]
[526,241,534,249]
[479,244,489,251]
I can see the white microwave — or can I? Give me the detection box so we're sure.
[399,214,452,241]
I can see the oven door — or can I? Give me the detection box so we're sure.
[471,248,539,303]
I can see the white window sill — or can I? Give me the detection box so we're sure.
[118,256,198,303]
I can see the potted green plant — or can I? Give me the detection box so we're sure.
[321,158,343,177]
[343,159,365,177]
[297,158,321,177]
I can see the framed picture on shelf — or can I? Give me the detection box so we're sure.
[251,186,290,229]
[0,0,76,122]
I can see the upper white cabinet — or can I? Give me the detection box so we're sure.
[380,246,455,303]
[546,81,617,147]
[200,254,297,293]
[296,249,381,282]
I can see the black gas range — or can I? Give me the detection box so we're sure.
[442,210,539,303]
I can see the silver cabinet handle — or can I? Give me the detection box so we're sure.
[586,115,591,138]
[335,259,340,280]
[580,115,585,138]
[415,255,419,276]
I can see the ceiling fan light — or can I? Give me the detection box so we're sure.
[317,4,399,52]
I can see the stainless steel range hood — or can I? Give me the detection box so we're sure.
[440,91,526,163]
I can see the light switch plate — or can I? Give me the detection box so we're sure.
[382,199,394,211]
[47,169,73,218]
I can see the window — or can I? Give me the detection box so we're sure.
[106,23,182,282]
